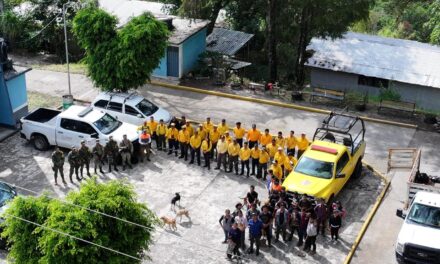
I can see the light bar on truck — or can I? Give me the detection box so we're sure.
[311,145,338,155]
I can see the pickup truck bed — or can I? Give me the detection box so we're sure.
[23,108,60,123]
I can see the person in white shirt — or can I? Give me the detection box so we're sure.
[234,210,248,250]
[304,216,318,254]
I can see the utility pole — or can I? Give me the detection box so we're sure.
[63,2,71,96]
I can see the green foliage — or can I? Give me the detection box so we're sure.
[73,7,169,92]
[379,87,401,101]
[2,179,159,263]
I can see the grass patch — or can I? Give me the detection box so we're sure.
[28,91,62,110]
[31,63,87,75]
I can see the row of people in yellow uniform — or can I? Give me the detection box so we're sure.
[137,116,310,181]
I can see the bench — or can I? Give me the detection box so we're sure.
[378,99,415,115]
[310,87,346,103]
[248,82,266,93]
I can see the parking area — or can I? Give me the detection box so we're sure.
[1,69,439,263]
[0,133,383,263]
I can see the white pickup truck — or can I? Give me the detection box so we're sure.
[19,106,139,150]
[395,191,440,264]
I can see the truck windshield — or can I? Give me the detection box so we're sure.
[407,203,440,229]
[294,157,334,179]
[93,114,121,135]
[136,99,158,117]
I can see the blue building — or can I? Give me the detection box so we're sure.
[0,63,31,128]
[100,0,209,79]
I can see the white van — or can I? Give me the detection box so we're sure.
[395,191,440,263]
[91,92,172,126]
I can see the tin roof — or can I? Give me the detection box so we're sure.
[206,28,254,56]
[99,0,209,45]
[306,32,440,89]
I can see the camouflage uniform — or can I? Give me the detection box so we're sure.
[67,148,82,182]
[105,138,119,172]
[92,142,105,174]
[79,143,92,177]
[51,148,66,184]
[119,138,133,170]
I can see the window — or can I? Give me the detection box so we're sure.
[93,114,121,135]
[336,152,350,174]
[136,99,158,117]
[108,102,123,112]
[76,122,97,135]
[294,157,334,179]
[125,105,141,116]
[358,75,389,88]
[94,100,108,108]
[408,203,440,228]
[60,118,79,131]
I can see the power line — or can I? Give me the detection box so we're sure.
[2,213,142,261]
[14,14,61,44]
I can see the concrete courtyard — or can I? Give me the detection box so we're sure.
[0,69,439,263]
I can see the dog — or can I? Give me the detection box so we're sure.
[175,208,191,223]
[160,216,177,231]
[171,192,181,211]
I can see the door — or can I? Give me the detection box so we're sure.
[334,151,351,194]
[57,118,98,148]
[124,104,145,125]
[167,46,179,77]
[107,102,124,121]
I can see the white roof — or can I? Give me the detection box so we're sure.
[99,0,209,44]
[59,105,105,123]
[414,191,440,207]
[306,32,440,89]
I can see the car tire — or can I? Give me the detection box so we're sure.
[353,159,363,178]
[32,134,49,151]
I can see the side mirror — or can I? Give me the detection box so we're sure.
[396,209,406,219]
[137,114,143,118]
[91,133,99,139]
[336,173,345,179]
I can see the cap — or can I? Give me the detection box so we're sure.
[278,147,283,150]
[199,124,203,127]
[252,212,258,216]
[171,123,175,126]
[182,125,186,128]
[81,140,85,144]
[213,125,218,128]
[71,145,76,149]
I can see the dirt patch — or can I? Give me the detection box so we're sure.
[28,91,62,110]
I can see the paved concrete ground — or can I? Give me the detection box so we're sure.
[9,69,440,263]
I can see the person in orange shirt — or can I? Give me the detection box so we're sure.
[297,133,310,159]
[247,124,261,149]
[275,131,285,149]
[250,144,260,176]
[233,122,246,147]
[259,129,272,146]
[286,130,297,157]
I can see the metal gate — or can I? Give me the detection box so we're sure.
[167,46,179,77]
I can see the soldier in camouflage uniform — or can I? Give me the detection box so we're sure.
[79,140,92,177]
[119,134,133,170]
[92,139,105,174]
[67,146,82,183]
[105,136,119,173]
[51,146,66,185]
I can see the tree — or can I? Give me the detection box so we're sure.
[179,0,231,34]
[2,179,159,263]
[73,7,169,92]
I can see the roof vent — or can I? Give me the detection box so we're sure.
[78,107,94,117]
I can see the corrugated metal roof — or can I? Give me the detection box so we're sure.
[206,28,254,56]
[99,0,209,45]
[306,32,440,89]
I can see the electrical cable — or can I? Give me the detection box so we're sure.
[2,213,142,261]
[14,14,61,44]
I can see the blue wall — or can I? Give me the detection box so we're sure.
[182,28,207,75]
[0,78,13,126]
[153,50,168,77]
[7,74,28,112]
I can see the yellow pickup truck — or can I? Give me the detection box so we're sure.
[282,113,366,203]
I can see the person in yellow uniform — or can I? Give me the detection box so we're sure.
[228,139,240,174]
[224,131,233,144]
[247,124,261,149]
[297,133,310,159]
[137,121,149,132]
[209,125,221,160]
[217,119,229,135]
[197,124,207,141]
[189,130,202,166]
[239,141,251,177]
[178,125,190,161]
[283,154,297,177]
[215,136,228,171]
[185,121,194,137]
[266,138,279,160]
[275,131,285,150]
[250,144,261,176]
[166,123,179,156]
[147,116,159,148]
[274,147,287,167]
[156,119,167,151]
[258,147,270,179]
[233,122,246,147]
[201,136,212,170]
[286,130,297,157]
[260,129,273,147]
[203,117,214,133]
[270,160,283,182]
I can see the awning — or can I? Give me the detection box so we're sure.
[206,27,254,56]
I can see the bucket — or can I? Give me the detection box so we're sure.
[62,94,74,110]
